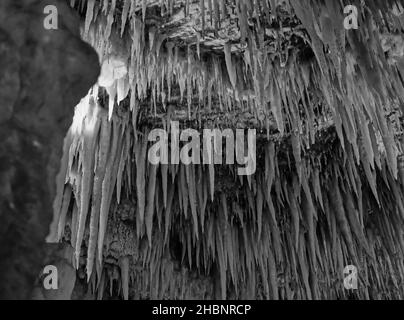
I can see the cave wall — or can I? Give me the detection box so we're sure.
[0,0,99,299]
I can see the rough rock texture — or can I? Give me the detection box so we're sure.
[0,0,99,299]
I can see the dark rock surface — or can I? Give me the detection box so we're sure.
[0,0,99,299]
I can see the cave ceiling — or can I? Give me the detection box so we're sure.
[68,0,404,141]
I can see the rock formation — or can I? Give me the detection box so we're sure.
[0,0,99,299]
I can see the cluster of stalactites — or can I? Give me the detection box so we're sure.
[47,0,404,299]
[76,0,404,182]
[48,92,404,299]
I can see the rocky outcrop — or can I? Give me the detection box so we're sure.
[0,0,99,299]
